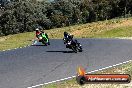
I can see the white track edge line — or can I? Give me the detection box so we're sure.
[27,60,132,88]
[1,44,32,52]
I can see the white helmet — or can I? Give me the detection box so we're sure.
[35,28,39,31]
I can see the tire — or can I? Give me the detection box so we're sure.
[45,44,48,46]
[72,46,77,53]
[41,38,47,45]
[78,47,83,52]
[79,49,82,52]
[41,39,45,45]
[77,43,82,52]
[48,42,50,45]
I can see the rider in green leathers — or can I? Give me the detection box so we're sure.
[35,28,50,45]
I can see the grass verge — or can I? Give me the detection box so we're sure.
[42,61,132,88]
[0,17,132,50]
[0,32,34,50]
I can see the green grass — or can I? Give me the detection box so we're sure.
[93,26,132,38]
[0,17,132,50]
[0,32,34,50]
[42,61,132,88]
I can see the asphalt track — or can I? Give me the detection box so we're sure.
[0,38,132,88]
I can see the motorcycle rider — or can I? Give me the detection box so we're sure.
[35,28,49,42]
[63,32,73,42]
[63,32,78,48]
[63,31,82,52]
[35,28,41,40]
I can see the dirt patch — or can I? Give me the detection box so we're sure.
[71,29,84,36]
[110,19,132,29]
[71,19,132,37]
[0,36,11,42]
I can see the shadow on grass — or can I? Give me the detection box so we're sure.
[46,50,75,53]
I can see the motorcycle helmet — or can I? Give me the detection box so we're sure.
[35,28,39,31]
[64,31,68,37]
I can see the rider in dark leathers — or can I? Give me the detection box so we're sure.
[63,32,78,48]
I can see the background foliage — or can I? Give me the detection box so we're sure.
[0,0,132,36]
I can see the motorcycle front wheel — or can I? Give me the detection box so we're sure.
[78,46,83,52]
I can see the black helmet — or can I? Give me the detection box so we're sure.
[64,32,68,36]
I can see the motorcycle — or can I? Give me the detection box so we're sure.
[63,38,83,53]
[38,33,50,46]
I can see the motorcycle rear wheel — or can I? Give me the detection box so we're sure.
[72,46,77,53]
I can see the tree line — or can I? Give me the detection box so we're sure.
[0,0,132,36]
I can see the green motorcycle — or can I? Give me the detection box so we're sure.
[38,33,50,46]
